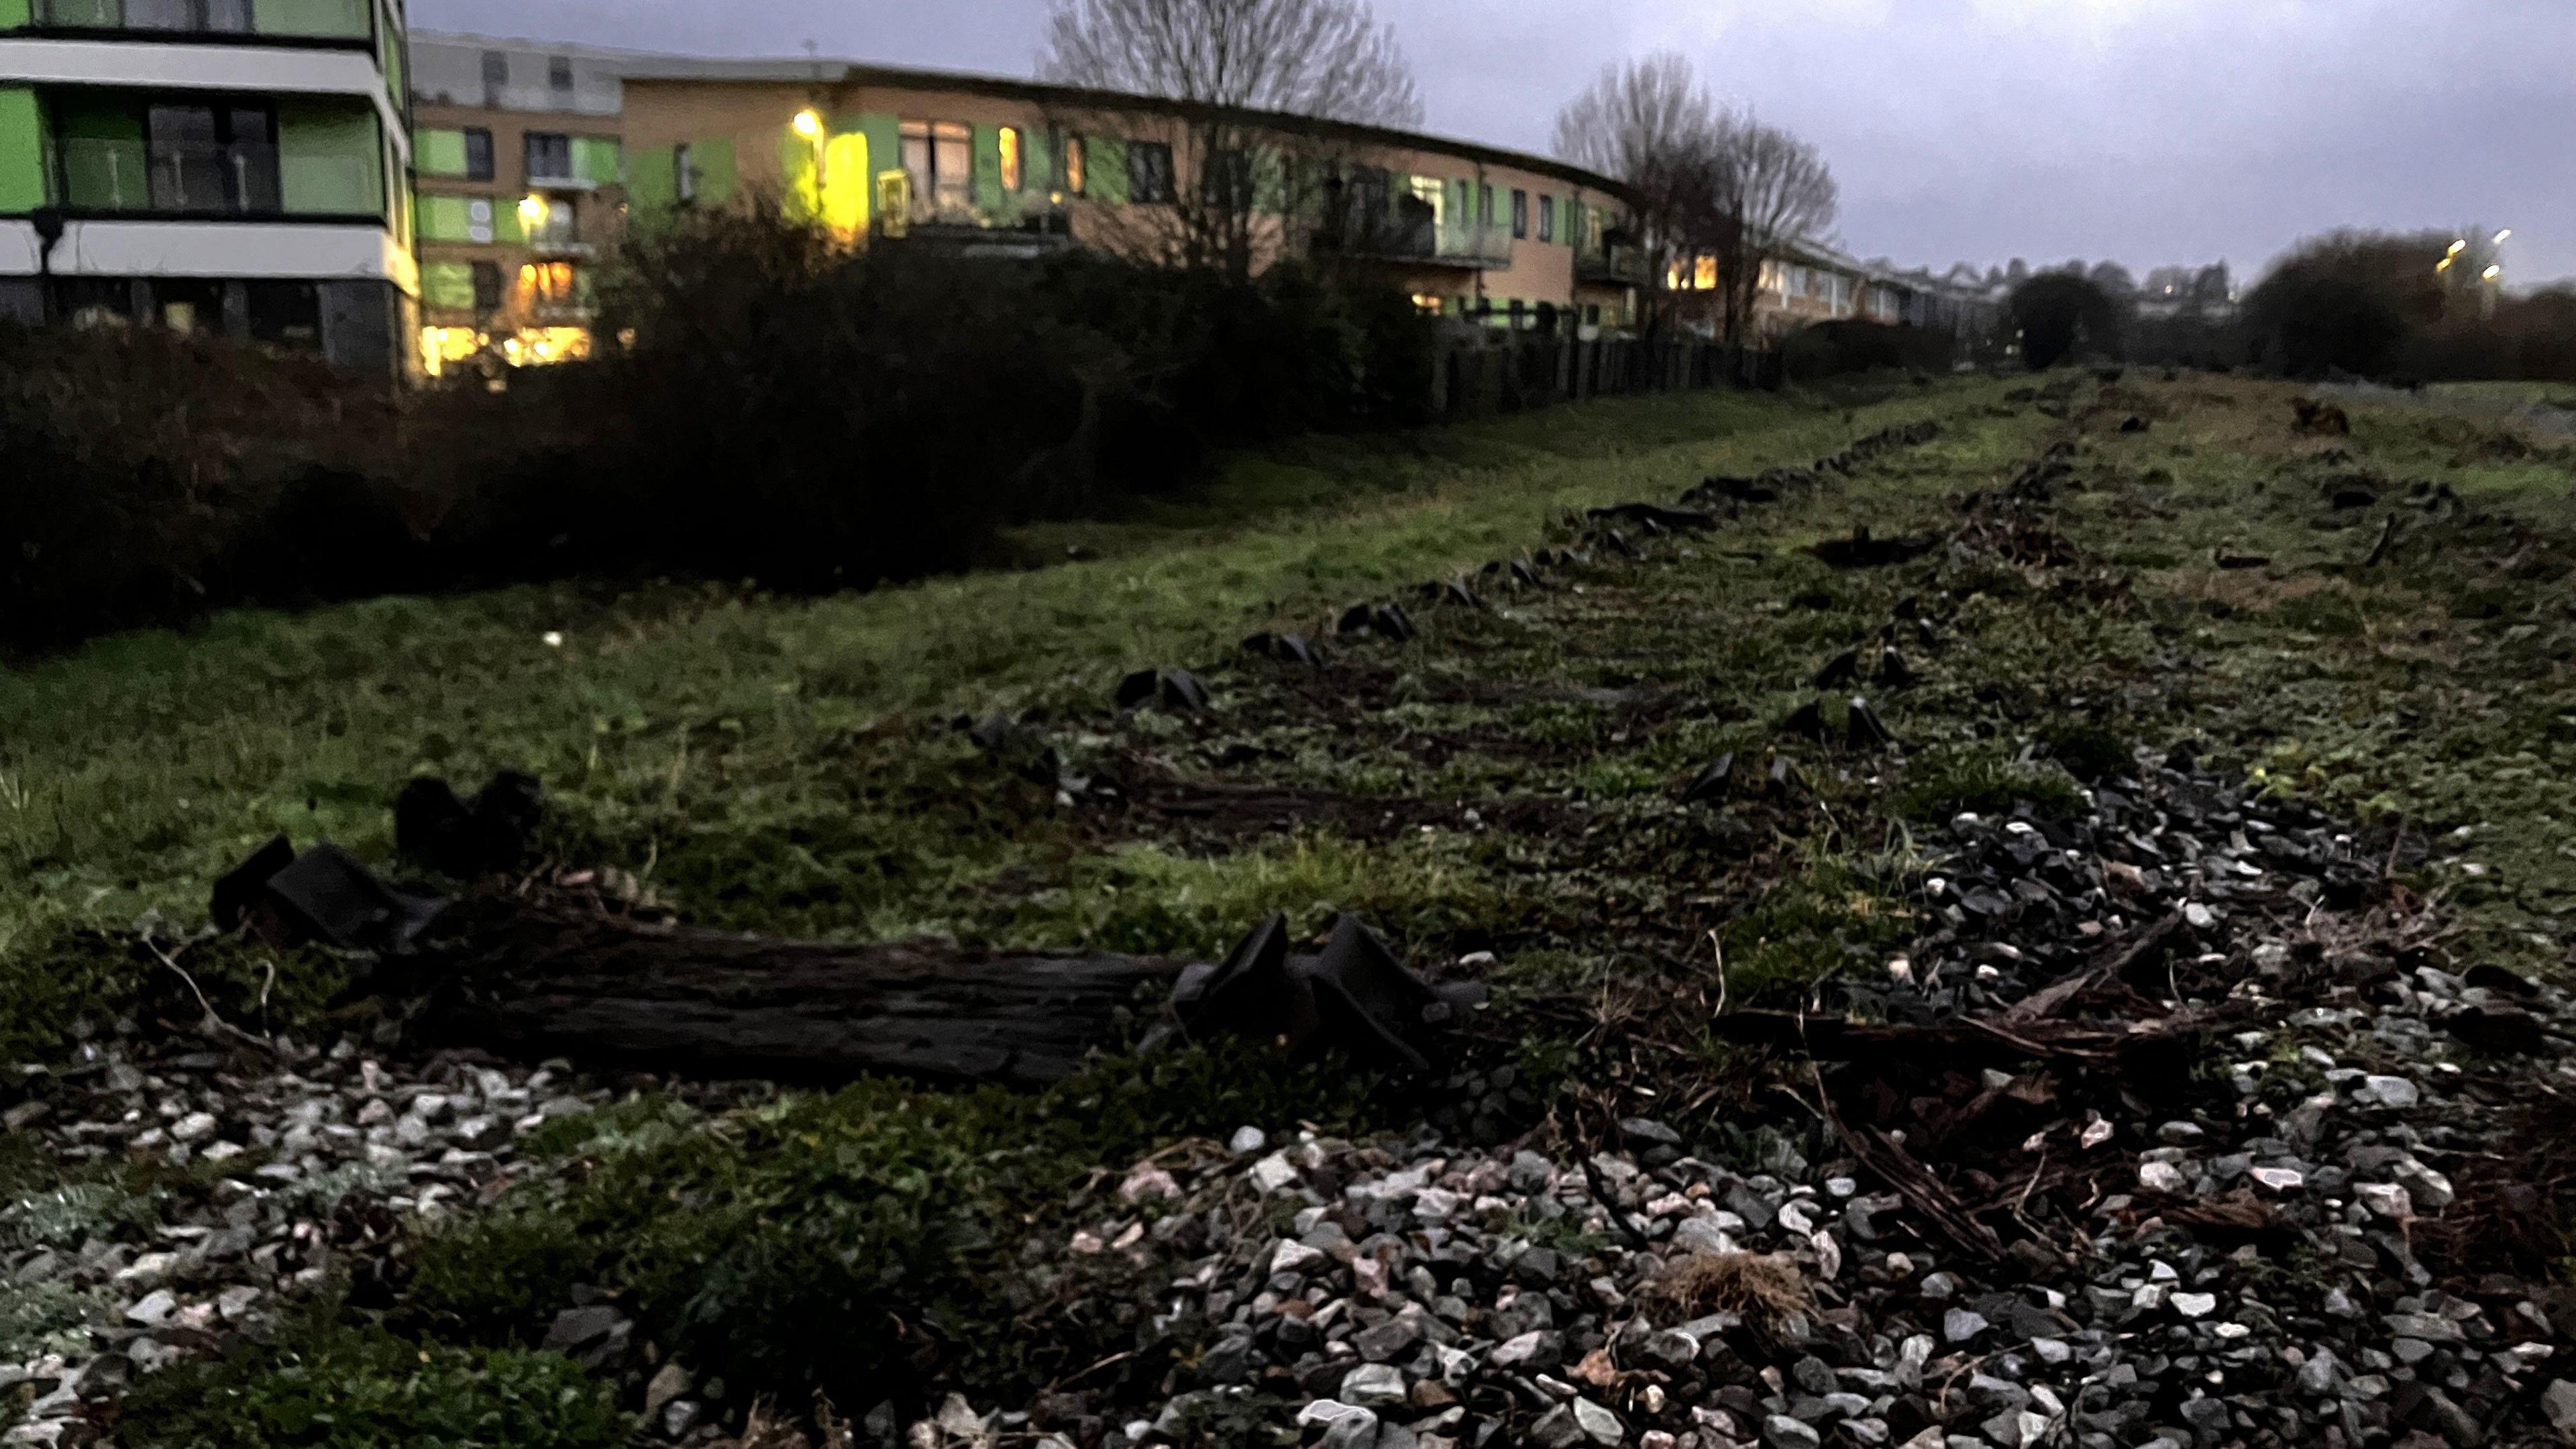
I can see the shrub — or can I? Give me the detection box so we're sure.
[0,324,402,649]
[2009,274,2124,369]
[0,210,1446,651]
[1779,321,1952,381]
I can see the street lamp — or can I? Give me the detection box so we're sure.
[2482,264,2502,282]
[792,108,823,140]
[2494,229,2512,244]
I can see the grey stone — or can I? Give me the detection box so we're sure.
[1763,1414,1823,1449]
[1340,1362,1409,1409]
[1571,1397,1624,1446]
[540,1305,621,1355]
[1943,1308,1990,1344]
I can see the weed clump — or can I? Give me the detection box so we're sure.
[2035,719,2135,782]
[1897,746,2086,824]
[1644,1250,1812,1329]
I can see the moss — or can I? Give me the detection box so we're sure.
[119,1311,626,1449]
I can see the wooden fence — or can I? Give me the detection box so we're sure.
[1432,336,1782,419]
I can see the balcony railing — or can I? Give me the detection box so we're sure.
[1316,213,1513,270]
[60,137,282,213]
[1577,244,1650,286]
[58,139,376,216]
[34,0,370,38]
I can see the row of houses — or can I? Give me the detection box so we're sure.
[0,11,2002,377]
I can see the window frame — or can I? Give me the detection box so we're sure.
[461,125,494,182]
[523,130,572,184]
[1126,140,1174,205]
[1536,194,1553,244]
[1510,188,1527,240]
[998,125,1022,193]
[1061,132,1085,197]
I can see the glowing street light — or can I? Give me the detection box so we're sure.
[792,108,824,140]
[2436,256,2454,273]
[2482,264,2502,282]
[2494,229,2513,244]
[517,194,547,229]
[2447,239,2467,256]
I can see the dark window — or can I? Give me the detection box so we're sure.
[547,55,573,90]
[1510,189,1527,239]
[147,103,280,214]
[244,280,321,347]
[524,131,572,182]
[674,143,696,204]
[123,0,251,30]
[470,261,503,313]
[1477,184,1493,225]
[1585,303,1600,326]
[1127,141,1173,204]
[480,50,508,89]
[462,127,494,182]
[1203,148,1252,211]
[1537,195,1554,243]
[1507,298,1525,327]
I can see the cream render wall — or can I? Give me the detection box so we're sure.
[618,73,1638,325]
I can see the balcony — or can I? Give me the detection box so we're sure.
[57,138,380,218]
[30,0,372,41]
[1317,213,1513,271]
[60,136,279,213]
[1576,244,1650,287]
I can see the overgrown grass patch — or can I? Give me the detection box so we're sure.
[1895,745,2088,824]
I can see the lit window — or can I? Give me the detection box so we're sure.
[1064,134,1085,196]
[1693,255,1717,290]
[998,127,1022,191]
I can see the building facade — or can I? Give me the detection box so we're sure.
[0,0,419,375]
[606,58,1648,337]
[407,32,627,375]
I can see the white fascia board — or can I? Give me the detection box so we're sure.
[0,217,419,296]
[0,38,407,156]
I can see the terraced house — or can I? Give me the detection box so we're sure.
[407,34,627,375]
[0,0,417,374]
[608,56,1651,336]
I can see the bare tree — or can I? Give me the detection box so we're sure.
[1550,52,1720,335]
[1702,110,1838,348]
[1038,0,1425,276]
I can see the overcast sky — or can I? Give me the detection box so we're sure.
[413,0,2576,286]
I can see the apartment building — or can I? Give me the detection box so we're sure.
[407,33,629,375]
[0,0,418,374]
[608,58,1646,336]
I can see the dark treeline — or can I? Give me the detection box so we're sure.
[2003,228,2576,381]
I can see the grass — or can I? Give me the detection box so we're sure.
[13,366,2576,1441]
[0,381,1968,1057]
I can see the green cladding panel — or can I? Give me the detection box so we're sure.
[0,0,31,30]
[421,260,475,311]
[696,138,736,205]
[415,127,468,177]
[849,113,898,193]
[574,136,621,186]
[0,89,44,211]
[971,124,1002,214]
[252,0,370,39]
[625,143,674,215]
[278,102,383,216]
[1087,133,1126,203]
[54,97,144,209]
